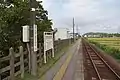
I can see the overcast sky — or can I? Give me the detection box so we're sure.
[41,0,120,34]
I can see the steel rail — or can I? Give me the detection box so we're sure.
[83,38,120,80]
[88,42,120,79]
[83,41,102,80]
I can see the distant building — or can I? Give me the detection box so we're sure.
[69,33,79,38]
[84,35,87,37]
[55,28,70,40]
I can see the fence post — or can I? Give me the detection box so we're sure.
[20,46,24,78]
[0,75,1,80]
[0,58,1,80]
[48,50,50,59]
[55,41,57,53]
[9,47,15,80]
[52,48,54,58]
[44,46,47,63]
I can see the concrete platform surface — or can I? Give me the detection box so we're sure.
[40,39,84,80]
[62,39,84,80]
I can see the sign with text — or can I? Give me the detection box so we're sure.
[43,32,54,63]
[44,32,53,51]
[34,24,37,51]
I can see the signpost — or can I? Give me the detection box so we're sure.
[22,25,31,73]
[44,32,54,63]
[22,24,37,75]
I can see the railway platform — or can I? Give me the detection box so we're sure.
[40,38,120,80]
[40,39,84,80]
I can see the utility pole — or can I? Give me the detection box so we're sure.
[76,25,79,38]
[73,18,75,42]
[76,25,78,34]
[30,0,37,76]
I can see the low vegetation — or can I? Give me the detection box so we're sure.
[89,38,120,50]
[88,38,120,61]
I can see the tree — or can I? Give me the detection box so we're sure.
[0,0,52,57]
[35,1,53,43]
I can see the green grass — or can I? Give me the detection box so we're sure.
[16,72,38,80]
[88,38,120,49]
[88,38,120,61]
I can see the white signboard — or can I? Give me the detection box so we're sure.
[34,24,37,51]
[22,25,29,42]
[44,32,54,63]
[44,32,53,51]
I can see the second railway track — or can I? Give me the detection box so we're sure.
[82,39,120,80]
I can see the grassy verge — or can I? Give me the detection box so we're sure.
[16,72,38,80]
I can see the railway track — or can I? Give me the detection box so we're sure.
[82,39,120,80]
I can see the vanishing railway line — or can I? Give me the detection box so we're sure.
[82,39,120,80]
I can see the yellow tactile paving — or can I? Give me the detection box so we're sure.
[53,53,73,80]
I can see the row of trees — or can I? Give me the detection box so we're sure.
[0,0,52,57]
[83,32,120,37]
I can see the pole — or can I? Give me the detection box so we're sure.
[76,25,78,39]
[26,43,31,73]
[73,18,75,42]
[30,0,37,76]
[76,25,78,34]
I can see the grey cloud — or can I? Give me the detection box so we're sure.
[43,0,120,34]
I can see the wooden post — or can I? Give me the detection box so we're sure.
[50,50,52,58]
[44,51,47,63]
[0,75,1,80]
[54,41,56,53]
[20,46,24,78]
[46,50,49,59]
[27,43,31,73]
[46,51,48,61]
[52,48,54,58]
[0,57,1,80]
[39,43,42,66]
[9,47,15,80]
